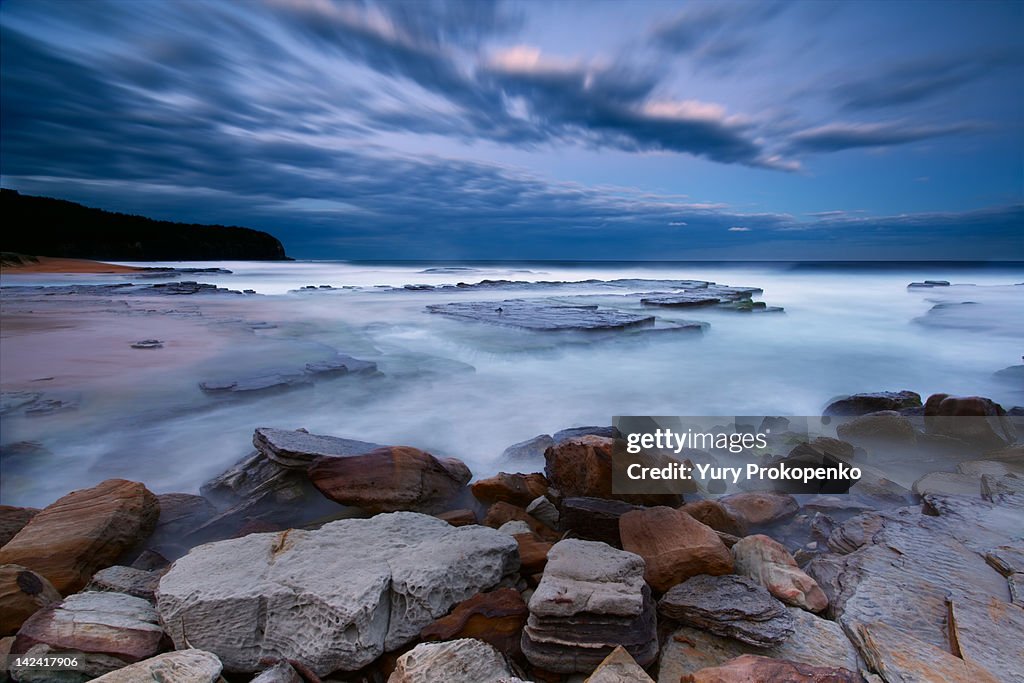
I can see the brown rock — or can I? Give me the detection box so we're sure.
[308,446,471,514]
[514,532,553,575]
[925,394,1016,448]
[619,507,732,592]
[680,500,745,536]
[681,654,863,683]
[471,472,549,507]
[0,506,39,547]
[732,535,827,612]
[585,645,654,683]
[719,492,798,528]
[419,588,528,655]
[0,479,159,594]
[561,497,639,547]
[0,565,61,636]
[436,509,477,526]
[853,621,999,683]
[835,411,917,447]
[823,390,922,416]
[484,501,558,540]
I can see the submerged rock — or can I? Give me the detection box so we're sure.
[156,512,518,675]
[427,299,657,331]
[0,479,159,594]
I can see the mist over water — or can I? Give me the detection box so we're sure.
[2,261,1022,507]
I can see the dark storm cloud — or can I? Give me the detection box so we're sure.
[786,121,981,153]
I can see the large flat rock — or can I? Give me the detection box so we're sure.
[426,299,656,331]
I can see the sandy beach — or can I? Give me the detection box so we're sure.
[0,255,147,274]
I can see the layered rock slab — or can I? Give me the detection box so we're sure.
[156,512,518,675]
[88,650,223,683]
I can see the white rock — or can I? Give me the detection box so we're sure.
[388,638,521,683]
[498,520,533,535]
[89,650,223,682]
[157,512,518,675]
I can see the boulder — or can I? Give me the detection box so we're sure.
[88,650,223,683]
[924,394,1016,448]
[0,565,61,636]
[308,446,471,514]
[585,645,654,683]
[156,512,518,675]
[484,502,556,540]
[0,479,159,594]
[501,434,555,463]
[13,591,163,662]
[419,588,528,655]
[658,575,794,647]
[388,638,522,683]
[521,539,658,673]
[0,506,38,547]
[679,500,745,536]
[85,566,161,602]
[852,621,999,683]
[619,507,733,592]
[732,535,827,612]
[824,391,922,416]
[514,533,553,575]
[426,299,656,331]
[471,473,549,507]
[912,471,980,497]
[835,411,917,448]
[681,654,863,683]
[149,493,216,548]
[253,427,381,468]
[251,661,302,683]
[437,509,477,526]
[525,496,559,528]
[718,492,798,529]
[7,643,127,682]
[561,497,639,547]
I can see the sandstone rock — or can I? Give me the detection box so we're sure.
[85,566,161,602]
[681,654,863,683]
[679,500,745,536]
[485,502,556,540]
[585,645,654,683]
[472,473,549,507]
[388,638,520,683]
[251,661,302,683]
[619,507,732,592]
[852,621,999,683]
[14,591,163,662]
[835,411,917,448]
[947,595,1024,683]
[308,446,471,513]
[924,394,1016,448]
[732,535,827,612]
[522,539,657,673]
[525,496,559,528]
[7,643,126,682]
[150,493,216,544]
[912,471,980,497]
[719,492,798,528]
[824,391,922,416]
[0,636,12,683]
[0,507,38,547]
[157,512,518,675]
[254,427,382,468]
[561,497,638,547]
[437,509,477,526]
[0,565,61,636]
[88,650,223,683]
[658,575,794,647]
[501,434,555,463]
[498,520,533,535]
[514,533,553,575]
[0,479,159,594]
[419,588,528,655]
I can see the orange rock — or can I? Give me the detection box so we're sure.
[719,492,798,528]
[514,532,553,574]
[0,506,39,547]
[436,509,477,526]
[419,588,528,655]
[731,535,827,612]
[471,472,549,507]
[483,501,558,540]
[681,654,863,682]
[0,479,159,594]
[680,500,746,536]
[0,565,61,635]
[619,507,733,592]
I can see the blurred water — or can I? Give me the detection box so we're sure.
[1,261,1021,507]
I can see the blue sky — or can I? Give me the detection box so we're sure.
[1,0,1021,259]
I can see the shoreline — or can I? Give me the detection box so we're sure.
[0,255,148,274]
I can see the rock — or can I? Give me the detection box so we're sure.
[525,496,559,528]
[824,391,922,416]
[13,591,163,662]
[426,299,656,331]
[561,497,639,547]
[130,339,163,349]
[308,446,471,514]
[681,654,863,683]
[7,643,127,682]
[0,565,61,636]
[0,636,12,682]
[85,566,161,602]
[251,661,302,683]
[514,533,553,575]
[304,353,377,378]
[388,638,521,683]
[719,492,798,528]
[0,479,159,594]
[947,595,1024,683]
[0,507,39,547]
[852,621,999,683]
[200,372,312,394]
[835,411,917,448]
[419,588,528,655]
[471,473,549,507]
[732,535,827,612]
[912,471,980,497]
[585,645,654,682]
[484,502,556,540]
[924,393,1016,448]
[501,434,555,463]
[521,539,658,673]
[88,650,224,682]
[498,520,533,535]
[157,512,518,675]
[152,493,216,539]
[544,436,683,506]
[619,507,733,592]
[679,500,745,536]
[437,509,477,526]
[640,293,722,307]
[658,607,862,682]
[554,426,620,442]
[658,575,794,647]
[253,427,382,468]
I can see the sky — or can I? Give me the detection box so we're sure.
[1,0,1022,260]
